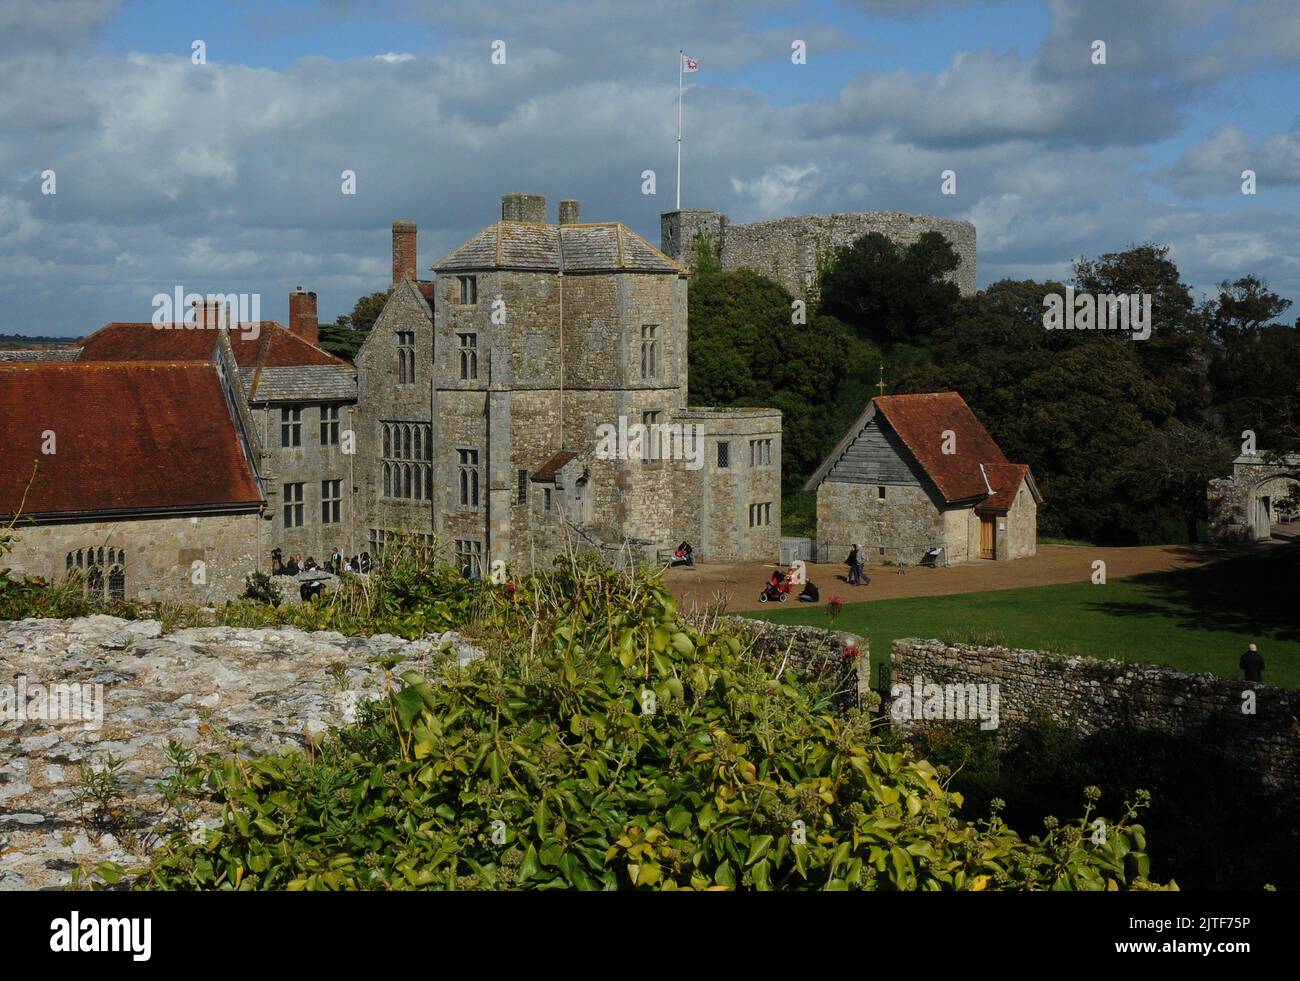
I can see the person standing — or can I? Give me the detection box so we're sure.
[1240,643,1264,683]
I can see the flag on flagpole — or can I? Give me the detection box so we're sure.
[682,56,699,72]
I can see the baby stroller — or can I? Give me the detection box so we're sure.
[758,572,791,603]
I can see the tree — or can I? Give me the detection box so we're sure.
[818,231,961,344]
[349,290,392,334]
[1116,424,1236,543]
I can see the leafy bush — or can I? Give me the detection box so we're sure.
[241,572,282,607]
[139,562,1170,891]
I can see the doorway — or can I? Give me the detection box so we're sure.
[980,516,996,559]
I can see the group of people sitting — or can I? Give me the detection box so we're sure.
[271,548,372,578]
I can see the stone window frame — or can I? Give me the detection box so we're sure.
[717,440,730,469]
[457,446,481,509]
[380,421,432,501]
[641,410,662,465]
[639,324,659,380]
[748,438,772,467]
[280,405,302,448]
[321,478,343,524]
[283,482,305,528]
[454,538,483,575]
[319,404,341,446]
[517,469,528,506]
[748,501,772,528]
[544,488,552,511]
[877,485,887,502]
[395,330,417,387]
[457,275,478,306]
[458,332,479,381]
[67,546,126,601]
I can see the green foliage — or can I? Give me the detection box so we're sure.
[687,267,876,496]
[818,231,961,344]
[140,562,1169,891]
[241,571,282,607]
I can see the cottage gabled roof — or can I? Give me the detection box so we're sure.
[78,322,346,368]
[0,362,263,518]
[433,222,685,274]
[805,392,1041,508]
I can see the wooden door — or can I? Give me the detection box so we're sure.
[979,516,996,559]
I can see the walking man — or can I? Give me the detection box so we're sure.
[845,544,861,586]
[1240,643,1264,683]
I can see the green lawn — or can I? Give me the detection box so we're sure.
[750,545,1300,688]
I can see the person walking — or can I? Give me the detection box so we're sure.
[1240,643,1264,683]
[845,544,861,586]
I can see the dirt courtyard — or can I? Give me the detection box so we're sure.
[660,543,1227,613]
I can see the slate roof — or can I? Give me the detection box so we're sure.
[0,348,82,362]
[0,362,262,518]
[434,222,684,274]
[806,392,1042,509]
[78,322,345,368]
[240,365,357,403]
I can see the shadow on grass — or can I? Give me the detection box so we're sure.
[1083,543,1300,645]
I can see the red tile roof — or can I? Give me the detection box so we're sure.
[873,392,1011,503]
[0,362,262,517]
[531,450,578,483]
[78,322,345,368]
[977,463,1031,512]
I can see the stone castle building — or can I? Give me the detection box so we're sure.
[805,392,1040,566]
[660,208,977,299]
[1,193,783,599]
[354,193,781,574]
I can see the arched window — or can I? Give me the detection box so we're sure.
[87,565,103,600]
[404,464,412,498]
[424,466,432,500]
[413,427,421,461]
[67,552,74,571]
[383,462,391,497]
[97,547,104,566]
[404,425,412,460]
[108,565,125,601]
[76,549,84,568]
[383,424,391,458]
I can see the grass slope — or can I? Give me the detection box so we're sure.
[751,545,1300,688]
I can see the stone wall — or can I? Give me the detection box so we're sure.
[3,511,263,604]
[662,209,977,298]
[816,479,946,567]
[890,638,1300,792]
[0,615,483,890]
[1208,455,1300,544]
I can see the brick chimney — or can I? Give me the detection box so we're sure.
[559,199,580,225]
[501,192,547,223]
[289,286,318,346]
[392,220,417,284]
[191,298,225,329]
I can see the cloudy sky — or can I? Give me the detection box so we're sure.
[5,0,1300,335]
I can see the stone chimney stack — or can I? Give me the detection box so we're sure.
[289,286,319,347]
[192,298,225,329]
[501,192,547,223]
[392,220,417,284]
[559,199,580,225]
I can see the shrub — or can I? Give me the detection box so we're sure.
[139,562,1170,891]
[241,572,282,607]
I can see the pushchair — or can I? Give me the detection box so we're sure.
[758,573,791,603]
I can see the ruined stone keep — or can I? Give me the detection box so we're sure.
[661,208,977,299]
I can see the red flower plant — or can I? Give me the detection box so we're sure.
[826,595,845,627]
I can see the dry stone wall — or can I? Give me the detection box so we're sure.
[891,638,1300,792]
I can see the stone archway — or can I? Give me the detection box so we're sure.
[1248,471,1300,540]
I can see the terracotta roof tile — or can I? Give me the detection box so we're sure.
[0,362,262,517]
[976,463,1030,512]
[874,392,1011,503]
[78,322,346,368]
[531,450,578,483]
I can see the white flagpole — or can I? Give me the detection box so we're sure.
[676,49,683,211]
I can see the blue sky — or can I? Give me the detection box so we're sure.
[4,0,1300,335]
